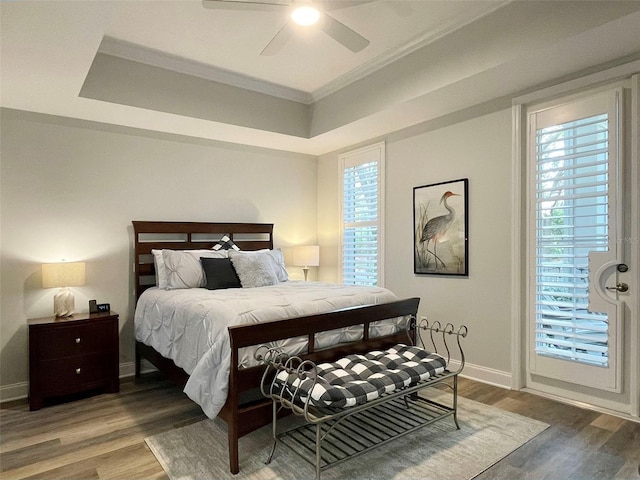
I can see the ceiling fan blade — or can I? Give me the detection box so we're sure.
[320,13,369,53]
[202,0,291,12]
[260,22,294,56]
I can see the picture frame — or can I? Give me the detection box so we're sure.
[413,178,468,276]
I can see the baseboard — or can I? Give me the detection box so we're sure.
[0,381,29,403]
[523,387,640,423]
[451,360,512,390]
[120,361,136,379]
[120,359,157,377]
[2,360,504,403]
[0,361,158,403]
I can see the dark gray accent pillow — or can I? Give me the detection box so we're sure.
[200,257,241,290]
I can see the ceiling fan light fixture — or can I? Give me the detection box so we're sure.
[290,5,320,26]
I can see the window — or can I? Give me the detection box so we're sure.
[534,113,610,366]
[340,142,385,286]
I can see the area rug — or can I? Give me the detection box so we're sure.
[145,394,548,480]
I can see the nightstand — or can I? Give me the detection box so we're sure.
[28,311,119,410]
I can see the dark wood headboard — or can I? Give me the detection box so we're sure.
[132,221,274,299]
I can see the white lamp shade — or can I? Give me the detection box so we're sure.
[293,246,320,267]
[42,262,86,288]
[42,262,86,317]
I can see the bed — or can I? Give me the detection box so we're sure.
[132,221,419,474]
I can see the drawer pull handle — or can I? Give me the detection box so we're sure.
[75,338,81,344]
[76,368,82,374]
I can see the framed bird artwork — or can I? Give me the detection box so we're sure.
[413,178,469,276]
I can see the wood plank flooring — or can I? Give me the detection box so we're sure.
[1,375,638,479]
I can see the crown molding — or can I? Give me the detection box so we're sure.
[98,36,314,105]
[311,0,511,102]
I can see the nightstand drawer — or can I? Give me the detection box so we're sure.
[36,321,114,360]
[39,352,113,395]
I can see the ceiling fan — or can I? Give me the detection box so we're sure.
[201,0,371,56]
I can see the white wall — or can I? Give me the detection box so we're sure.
[318,108,513,379]
[1,106,512,399]
[0,109,317,397]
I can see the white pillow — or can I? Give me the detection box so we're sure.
[153,249,219,289]
[269,249,289,282]
[162,249,228,289]
[151,249,168,289]
[230,252,279,288]
[228,249,288,282]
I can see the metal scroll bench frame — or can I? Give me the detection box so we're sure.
[258,319,468,479]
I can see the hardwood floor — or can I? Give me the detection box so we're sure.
[0,374,206,480]
[457,380,640,480]
[1,375,638,479]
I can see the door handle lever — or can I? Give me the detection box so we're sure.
[606,282,629,293]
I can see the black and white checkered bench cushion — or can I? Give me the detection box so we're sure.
[272,344,446,409]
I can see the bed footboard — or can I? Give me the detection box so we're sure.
[225,297,420,474]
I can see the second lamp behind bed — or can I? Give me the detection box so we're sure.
[292,245,319,281]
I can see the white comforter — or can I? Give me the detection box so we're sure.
[134,281,398,418]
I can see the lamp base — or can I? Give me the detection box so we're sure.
[53,288,75,317]
[303,267,309,281]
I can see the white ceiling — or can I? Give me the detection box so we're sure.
[2,1,640,155]
[103,0,507,97]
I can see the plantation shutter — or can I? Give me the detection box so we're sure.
[340,143,385,286]
[534,113,610,366]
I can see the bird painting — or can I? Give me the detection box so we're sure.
[414,179,468,275]
[419,190,459,269]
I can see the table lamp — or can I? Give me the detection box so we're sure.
[293,246,319,281]
[42,262,86,317]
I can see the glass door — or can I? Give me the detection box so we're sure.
[527,88,625,392]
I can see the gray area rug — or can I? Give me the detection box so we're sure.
[146,393,548,480]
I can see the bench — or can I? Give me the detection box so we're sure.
[258,319,468,479]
